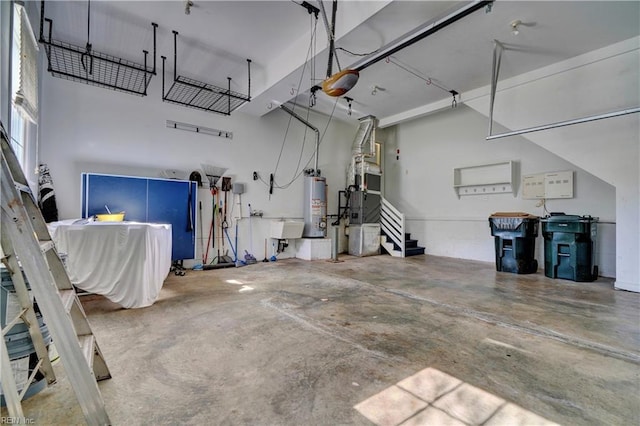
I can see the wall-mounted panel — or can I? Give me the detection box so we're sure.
[522,170,573,199]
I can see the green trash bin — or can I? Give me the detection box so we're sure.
[541,213,598,282]
[489,212,539,274]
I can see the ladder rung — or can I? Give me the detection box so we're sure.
[78,334,96,367]
[14,182,32,194]
[17,357,44,401]
[39,240,55,253]
[1,308,28,337]
[59,289,76,314]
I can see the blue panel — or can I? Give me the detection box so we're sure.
[148,180,196,261]
[84,175,148,221]
[82,174,196,261]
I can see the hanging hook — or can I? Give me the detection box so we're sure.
[449,90,459,108]
[310,85,320,108]
[81,0,94,75]
[345,97,353,116]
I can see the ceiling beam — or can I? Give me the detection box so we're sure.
[242,1,392,116]
[351,1,494,72]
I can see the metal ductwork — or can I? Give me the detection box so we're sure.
[351,115,377,157]
[347,115,379,189]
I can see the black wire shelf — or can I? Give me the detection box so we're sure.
[162,31,251,116]
[39,2,157,97]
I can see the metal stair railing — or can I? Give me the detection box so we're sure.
[380,197,405,257]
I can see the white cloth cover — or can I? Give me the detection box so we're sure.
[48,220,172,308]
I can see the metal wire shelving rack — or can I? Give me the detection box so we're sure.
[39,1,157,96]
[162,31,251,116]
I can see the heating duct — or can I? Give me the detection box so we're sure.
[347,115,379,188]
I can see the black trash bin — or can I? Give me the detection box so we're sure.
[541,213,598,282]
[489,212,539,274]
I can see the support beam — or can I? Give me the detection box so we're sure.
[486,107,640,140]
[351,1,493,73]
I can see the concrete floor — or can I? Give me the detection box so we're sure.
[15,254,640,425]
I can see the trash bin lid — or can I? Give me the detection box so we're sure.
[489,212,538,218]
[541,214,598,222]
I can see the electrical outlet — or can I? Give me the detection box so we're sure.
[253,171,258,181]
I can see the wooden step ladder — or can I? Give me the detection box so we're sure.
[1,124,111,425]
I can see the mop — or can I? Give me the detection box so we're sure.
[262,239,269,262]
[244,203,257,264]
[220,177,234,264]
[223,220,242,267]
[199,201,205,264]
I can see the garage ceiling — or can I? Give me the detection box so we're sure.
[40,1,640,123]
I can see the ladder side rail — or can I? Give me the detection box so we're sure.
[1,337,25,417]
[1,144,111,425]
[1,233,56,385]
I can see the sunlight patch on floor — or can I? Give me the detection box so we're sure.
[354,367,558,426]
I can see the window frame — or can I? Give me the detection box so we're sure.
[8,1,39,189]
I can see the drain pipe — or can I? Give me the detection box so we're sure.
[280,104,320,173]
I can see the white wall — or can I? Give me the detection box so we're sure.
[383,105,616,277]
[465,37,639,291]
[39,72,355,264]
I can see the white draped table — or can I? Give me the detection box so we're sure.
[48,220,172,308]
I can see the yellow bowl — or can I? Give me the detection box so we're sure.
[96,212,125,222]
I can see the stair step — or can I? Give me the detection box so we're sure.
[405,246,425,257]
[405,239,419,249]
[380,229,424,257]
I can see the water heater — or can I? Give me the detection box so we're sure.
[303,174,327,238]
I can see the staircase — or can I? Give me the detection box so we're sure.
[381,231,425,257]
[379,197,425,257]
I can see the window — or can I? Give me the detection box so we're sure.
[10,105,25,163]
[9,2,38,183]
